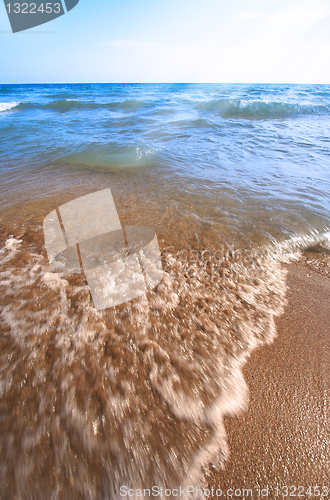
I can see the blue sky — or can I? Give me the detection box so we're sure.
[1,0,330,83]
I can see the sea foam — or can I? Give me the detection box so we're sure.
[0,102,19,112]
[0,231,295,499]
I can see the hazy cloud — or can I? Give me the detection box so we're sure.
[239,13,267,20]
[96,40,156,49]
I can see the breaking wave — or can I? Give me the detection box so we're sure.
[0,102,20,113]
[195,99,330,119]
[8,98,330,119]
[15,99,152,113]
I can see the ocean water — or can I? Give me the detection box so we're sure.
[0,84,330,499]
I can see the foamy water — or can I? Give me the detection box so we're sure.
[2,225,328,499]
[0,102,19,112]
[0,230,295,499]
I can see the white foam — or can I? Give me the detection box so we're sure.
[0,237,22,264]
[0,102,19,112]
[0,233,300,499]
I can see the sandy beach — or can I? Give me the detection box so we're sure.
[1,205,330,499]
[208,261,330,497]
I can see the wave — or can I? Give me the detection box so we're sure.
[16,98,152,113]
[195,98,330,119]
[11,97,330,120]
[0,102,20,112]
[56,143,161,170]
[3,225,324,498]
[1,222,330,499]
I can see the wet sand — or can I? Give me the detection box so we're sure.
[0,199,329,498]
[208,262,330,497]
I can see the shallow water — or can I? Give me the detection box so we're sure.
[0,83,329,499]
[1,83,330,239]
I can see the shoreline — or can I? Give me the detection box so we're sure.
[0,215,329,498]
[207,262,330,496]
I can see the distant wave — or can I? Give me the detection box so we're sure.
[195,98,330,119]
[16,99,152,113]
[0,102,19,112]
[7,98,330,119]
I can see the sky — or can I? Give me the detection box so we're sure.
[0,0,330,83]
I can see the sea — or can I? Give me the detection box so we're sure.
[0,83,329,499]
